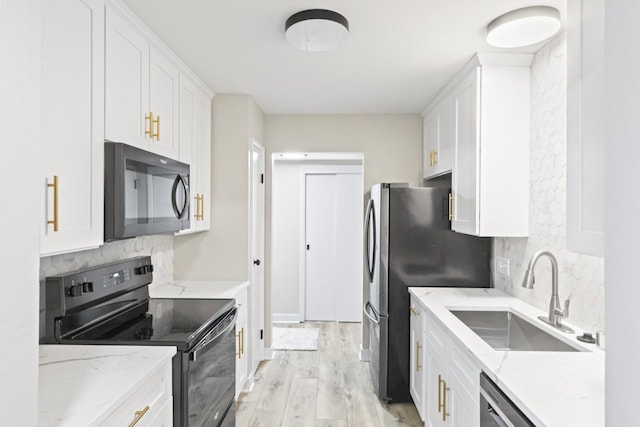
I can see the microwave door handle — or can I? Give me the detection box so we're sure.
[171,175,189,219]
[189,308,238,362]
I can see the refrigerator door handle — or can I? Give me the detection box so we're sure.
[363,301,380,324]
[364,199,377,283]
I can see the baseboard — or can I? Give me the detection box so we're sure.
[272,313,302,323]
[264,346,275,360]
[359,347,370,361]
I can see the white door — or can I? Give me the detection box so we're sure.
[250,141,265,372]
[305,174,337,321]
[305,172,362,322]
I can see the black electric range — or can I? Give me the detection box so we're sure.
[43,256,236,427]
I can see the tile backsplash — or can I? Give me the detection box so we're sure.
[493,32,605,333]
[39,235,174,338]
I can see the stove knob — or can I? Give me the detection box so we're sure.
[147,264,154,273]
[81,282,94,293]
[134,266,145,275]
[69,285,83,297]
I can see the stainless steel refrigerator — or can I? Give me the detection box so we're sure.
[363,183,492,403]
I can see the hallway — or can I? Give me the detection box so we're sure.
[237,322,422,426]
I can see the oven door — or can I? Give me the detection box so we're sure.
[105,142,190,241]
[175,308,237,427]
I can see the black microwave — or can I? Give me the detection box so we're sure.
[105,142,190,241]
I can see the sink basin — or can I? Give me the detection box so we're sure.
[449,310,582,352]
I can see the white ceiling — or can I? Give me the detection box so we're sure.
[121,0,566,114]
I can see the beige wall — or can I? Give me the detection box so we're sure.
[174,94,264,280]
[264,114,423,346]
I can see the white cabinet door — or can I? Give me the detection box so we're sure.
[178,75,211,233]
[194,91,212,230]
[105,7,150,149]
[41,0,105,256]
[424,95,455,179]
[410,301,426,421]
[567,0,605,257]
[451,68,480,235]
[449,55,531,237]
[235,289,249,397]
[447,373,478,427]
[149,47,180,159]
[426,346,448,427]
[144,396,173,427]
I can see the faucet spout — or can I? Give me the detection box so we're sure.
[521,250,574,333]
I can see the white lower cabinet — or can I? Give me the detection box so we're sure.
[411,303,480,427]
[410,298,427,421]
[100,358,173,426]
[235,287,249,397]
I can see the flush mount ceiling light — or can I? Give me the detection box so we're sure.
[285,9,349,52]
[487,6,561,48]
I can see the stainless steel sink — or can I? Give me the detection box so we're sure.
[449,310,582,352]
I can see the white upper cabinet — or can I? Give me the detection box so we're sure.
[567,0,605,257]
[41,0,105,256]
[105,6,149,149]
[450,54,532,237]
[105,6,180,159]
[178,74,212,233]
[149,47,180,159]
[423,94,455,179]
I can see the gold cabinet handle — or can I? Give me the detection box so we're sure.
[47,175,59,232]
[194,194,202,221]
[409,306,419,316]
[438,374,443,413]
[241,327,245,356]
[428,149,434,167]
[448,193,453,221]
[128,405,150,427]
[199,194,204,220]
[153,114,160,140]
[145,112,154,139]
[415,341,421,371]
[236,330,241,359]
[442,379,450,421]
[433,150,438,166]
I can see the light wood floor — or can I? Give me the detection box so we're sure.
[236,322,423,427]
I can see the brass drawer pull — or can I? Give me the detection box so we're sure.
[416,341,422,371]
[145,112,154,139]
[129,405,150,427]
[409,306,419,316]
[47,175,59,232]
[448,193,453,221]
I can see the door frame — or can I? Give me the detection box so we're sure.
[249,139,265,370]
[298,164,364,322]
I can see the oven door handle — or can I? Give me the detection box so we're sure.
[188,307,238,362]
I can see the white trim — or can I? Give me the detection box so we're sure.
[272,314,302,323]
[359,347,370,361]
[273,152,364,162]
[263,346,275,360]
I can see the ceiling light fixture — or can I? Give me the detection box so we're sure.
[486,6,561,48]
[285,9,349,52]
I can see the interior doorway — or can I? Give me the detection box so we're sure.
[271,153,364,324]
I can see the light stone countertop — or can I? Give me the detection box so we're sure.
[408,287,604,427]
[150,280,249,299]
[38,345,176,427]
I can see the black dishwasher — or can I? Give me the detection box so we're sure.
[480,372,535,427]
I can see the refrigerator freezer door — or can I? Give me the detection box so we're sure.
[366,310,388,401]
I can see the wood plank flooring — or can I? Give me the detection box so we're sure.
[236,322,423,427]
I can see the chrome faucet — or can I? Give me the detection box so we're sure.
[521,250,574,333]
